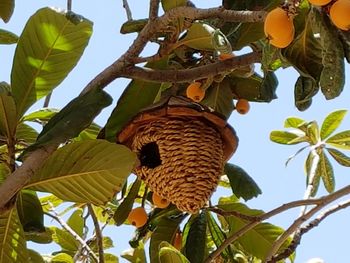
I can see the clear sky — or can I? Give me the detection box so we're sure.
[1,1,350,262]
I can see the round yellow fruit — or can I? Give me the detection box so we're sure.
[127,207,148,228]
[308,0,332,6]
[330,0,350,30]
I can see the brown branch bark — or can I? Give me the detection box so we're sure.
[149,0,159,20]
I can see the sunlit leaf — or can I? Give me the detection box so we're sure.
[26,140,136,204]
[224,163,261,201]
[16,190,45,233]
[51,227,79,252]
[16,123,38,146]
[306,121,320,145]
[184,212,207,263]
[75,123,101,141]
[159,242,189,263]
[22,108,59,124]
[270,130,306,145]
[11,7,93,118]
[40,194,63,213]
[305,151,320,197]
[104,253,119,263]
[90,236,115,252]
[51,252,74,263]
[120,19,148,34]
[0,0,14,22]
[320,110,347,140]
[28,249,45,263]
[67,209,84,237]
[0,208,29,262]
[0,28,18,44]
[121,241,147,263]
[114,179,141,226]
[284,117,306,128]
[327,148,350,167]
[326,130,350,150]
[317,150,335,193]
[161,0,187,11]
[0,83,16,139]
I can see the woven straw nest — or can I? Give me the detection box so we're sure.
[117,96,238,213]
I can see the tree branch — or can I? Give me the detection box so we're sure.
[88,204,104,263]
[122,0,133,21]
[149,0,160,20]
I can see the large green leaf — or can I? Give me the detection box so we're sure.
[51,227,79,252]
[104,58,167,141]
[317,150,335,193]
[159,242,189,263]
[270,130,307,145]
[16,123,39,146]
[150,214,184,263]
[11,7,93,118]
[26,140,136,204]
[16,190,45,233]
[22,108,59,124]
[202,79,234,119]
[0,83,16,138]
[184,212,207,263]
[0,0,14,22]
[114,179,141,226]
[294,76,318,111]
[0,208,29,262]
[224,163,261,201]
[326,130,350,150]
[67,209,84,237]
[218,202,290,260]
[284,117,306,128]
[22,88,112,156]
[320,110,347,140]
[0,29,18,44]
[326,148,350,167]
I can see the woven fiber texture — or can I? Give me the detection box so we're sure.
[132,117,224,214]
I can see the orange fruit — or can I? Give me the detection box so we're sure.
[264,7,295,48]
[173,231,182,250]
[308,0,332,6]
[152,192,170,208]
[235,99,250,114]
[218,53,234,61]
[330,0,350,30]
[127,207,148,228]
[186,82,205,102]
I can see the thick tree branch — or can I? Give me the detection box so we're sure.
[149,0,159,20]
[205,184,350,263]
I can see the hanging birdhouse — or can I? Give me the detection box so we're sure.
[117,96,238,214]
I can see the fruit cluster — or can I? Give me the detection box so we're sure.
[314,0,350,31]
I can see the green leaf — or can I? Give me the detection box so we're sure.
[0,0,14,22]
[104,58,167,141]
[338,30,350,63]
[284,117,306,128]
[120,19,148,34]
[26,140,136,204]
[92,204,116,225]
[317,150,335,193]
[28,249,45,263]
[327,148,350,167]
[224,163,261,201]
[0,83,16,138]
[326,130,350,150]
[313,9,345,100]
[305,151,321,197]
[114,179,141,226]
[218,203,290,260]
[121,242,147,263]
[51,227,79,251]
[40,194,63,213]
[161,0,187,11]
[177,22,217,51]
[75,122,101,141]
[0,208,29,262]
[306,121,320,145]
[90,236,115,251]
[206,212,234,260]
[22,89,112,156]
[159,242,189,263]
[270,130,306,145]
[67,209,84,237]
[11,7,93,118]
[184,212,207,263]
[294,76,318,111]
[16,123,39,146]
[0,29,18,44]
[51,252,74,263]
[16,190,45,233]
[201,79,234,119]
[25,227,53,244]
[22,108,59,124]
[320,110,347,140]
[104,253,119,263]
[150,213,184,263]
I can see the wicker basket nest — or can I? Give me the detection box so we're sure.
[117,96,238,214]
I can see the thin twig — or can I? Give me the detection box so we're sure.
[45,204,99,262]
[270,199,350,262]
[122,0,133,21]
[43,92,52,108]
[208,206,261,222]
[88,204,105,263]
[149,0,160,20]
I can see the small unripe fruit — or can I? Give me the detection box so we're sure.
[152,192,170,208]
[127,207,148,228]
[264,7,295,48]
[236,99,250,114]
[308,0,332,6]
[186,82,205,102]
[330,0,350,31]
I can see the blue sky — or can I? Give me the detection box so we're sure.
[1,1,350,262]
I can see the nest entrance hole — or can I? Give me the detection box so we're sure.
[139,142,162,169]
